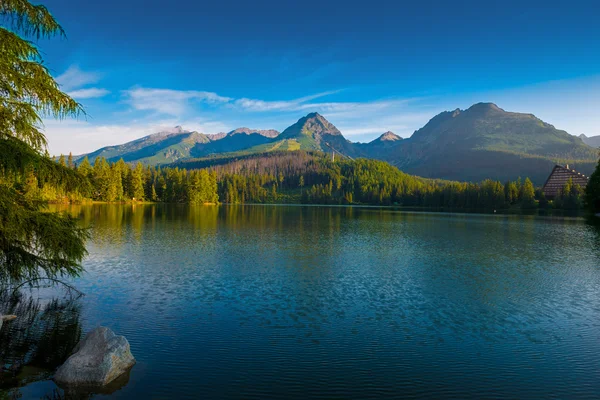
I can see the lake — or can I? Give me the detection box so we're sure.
[2,204,600,399]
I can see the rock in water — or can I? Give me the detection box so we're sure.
[54,326,136,386]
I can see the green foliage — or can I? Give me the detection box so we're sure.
[0,0,88,285]
[130,162,145,200]
[554,178,584,210]
[520,178,537,209]
[25,151,588,213]
[0,182,87,283]
[188,170,218,204]
[209,152,557,210]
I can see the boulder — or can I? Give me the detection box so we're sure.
[0,314,17,331]
[54,326,136,386]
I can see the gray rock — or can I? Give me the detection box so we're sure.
[54,326,136,386]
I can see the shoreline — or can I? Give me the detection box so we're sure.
[48,202,589,218]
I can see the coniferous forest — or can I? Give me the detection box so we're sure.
[20,151,590,211]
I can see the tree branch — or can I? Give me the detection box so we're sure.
[11,277,84,298]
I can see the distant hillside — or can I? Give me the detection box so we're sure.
[75,103,599,184]
[580,134,600,148]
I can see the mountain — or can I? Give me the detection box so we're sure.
[189,112,358,158]
[75,104,599,184]
[365,103,598,183]
[227,127,280,138]
[77,126,281,165]
[78,127,211,165]
[377,131,402,142]
[191,127,280,157]
[579,134,600,148]
[271,112,356,155]
[206,128,280,141]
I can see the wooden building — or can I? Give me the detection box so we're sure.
[542,164,589,199]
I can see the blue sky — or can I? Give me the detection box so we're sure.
[34,0,600,154]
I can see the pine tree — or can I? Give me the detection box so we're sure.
[77,156,92,177]
[67,152,74,168]
[111,164,124,201]
[0,0,88,284]
[131,162,145,200]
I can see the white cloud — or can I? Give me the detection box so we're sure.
[55,65,110,99]
[56,65,101,91]
[124,87,232,117]
[68,88,110,99]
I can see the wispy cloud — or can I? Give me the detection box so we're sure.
[233,90,342,112]
[124,87,232,117]
[56,65,100,91]
[68,88,111,99]
[55,65,110,99]
[296,99,414,117]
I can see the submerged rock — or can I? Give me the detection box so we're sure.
[0,314,17,330]
[54,326,135,386]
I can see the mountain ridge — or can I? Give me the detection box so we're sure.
[74,103,599,184]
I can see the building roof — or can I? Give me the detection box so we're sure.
[542,164,589,198]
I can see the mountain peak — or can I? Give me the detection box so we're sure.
[378,131,402,142]
[466,102,503,113]
[228,127,254,136]
[305,112,323,119]
[281,112,342,140]
[151,125,189,136]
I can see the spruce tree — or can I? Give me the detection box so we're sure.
[1,0,88,284]
[131,162,145,200]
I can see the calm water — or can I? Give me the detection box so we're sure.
[2,205,600,399]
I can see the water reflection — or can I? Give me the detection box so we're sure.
[32,205,600,399]
[0,290,135,399]
[584,215,600,247]
[0,291,81,397]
